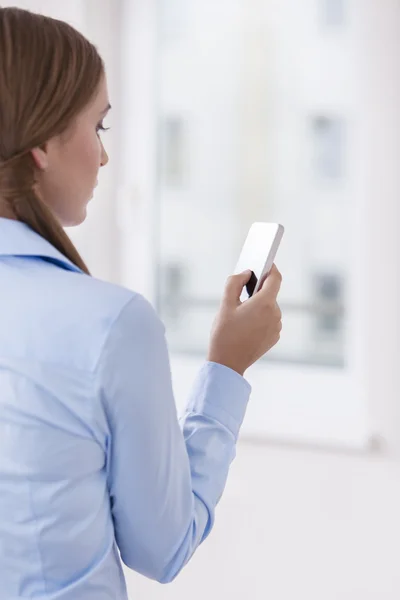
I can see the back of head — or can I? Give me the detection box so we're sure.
[0,7,105,274]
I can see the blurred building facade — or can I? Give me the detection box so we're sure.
[156,0,353,367]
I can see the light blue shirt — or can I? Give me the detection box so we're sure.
[0,217,251,599]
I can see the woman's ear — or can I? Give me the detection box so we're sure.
[30,146,49,170]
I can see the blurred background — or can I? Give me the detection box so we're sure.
[5,0,400,598]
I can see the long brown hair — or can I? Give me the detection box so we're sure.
[0,8,105,274]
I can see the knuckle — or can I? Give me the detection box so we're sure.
[225,275,236,290]
[272,266,283,282]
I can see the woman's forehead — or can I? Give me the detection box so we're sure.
[87,76,110,114]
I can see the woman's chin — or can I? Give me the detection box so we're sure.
[62,207,88,228]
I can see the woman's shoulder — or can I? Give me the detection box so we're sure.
[10,263,159,372]
[71,272,138,313]
[59,271,158,335]
[63,275,163,372]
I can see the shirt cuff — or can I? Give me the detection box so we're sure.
[185,361,252,440]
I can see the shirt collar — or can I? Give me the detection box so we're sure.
[0,217,84,274]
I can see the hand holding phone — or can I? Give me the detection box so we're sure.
[207,223,284,375]
[234,222,284,301]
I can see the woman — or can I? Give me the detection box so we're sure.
[0,7,282,599]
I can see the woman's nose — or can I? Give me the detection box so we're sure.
[100,140,109,167]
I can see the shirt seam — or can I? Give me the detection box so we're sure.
[182,410,236,442]
[195,395,246,429]
[0,355,97,377]
[93,293,142,374]
[91,294,143,459]
[0,293,139,376]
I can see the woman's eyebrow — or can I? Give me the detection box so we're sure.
[100,103,112,116]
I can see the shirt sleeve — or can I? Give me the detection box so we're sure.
[97,294,251,584]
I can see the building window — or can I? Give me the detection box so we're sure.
[321,0,345,28]
[159,0,189,42]
[310,272,344,360]
[311,116,345,182]
[160,116,188,189]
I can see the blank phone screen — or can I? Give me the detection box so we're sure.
[234,223,282,301]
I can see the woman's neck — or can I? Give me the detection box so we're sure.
[0,202,17,219]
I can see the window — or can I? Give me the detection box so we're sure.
[159,0,189,43]
[312,116,345,182]
[321,0,345,28]
[311,272,344,363]
[159,116,189,189]
[121,0,371,449]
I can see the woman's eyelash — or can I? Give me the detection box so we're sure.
[96,124,110,133]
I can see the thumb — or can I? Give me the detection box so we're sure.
[223,270,252,307]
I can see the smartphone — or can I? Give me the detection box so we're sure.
[234,222,284,301]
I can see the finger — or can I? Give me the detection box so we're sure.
[259,264,282,298]
[223,270,252,307]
